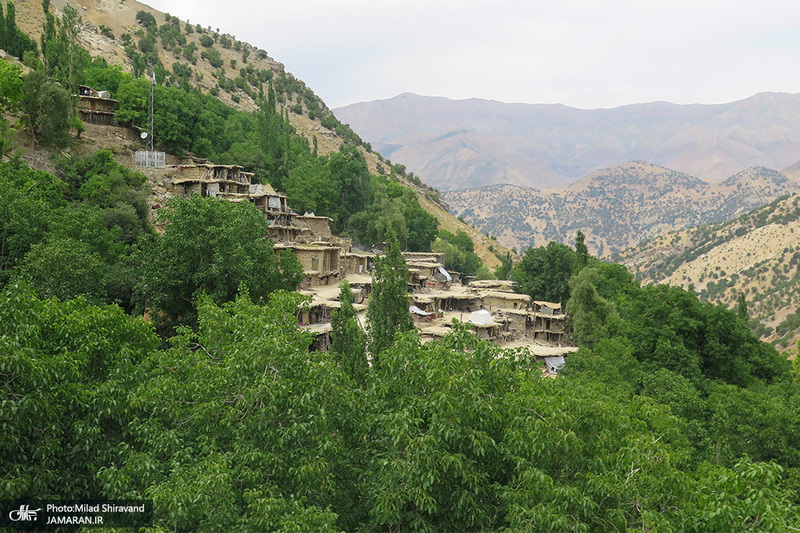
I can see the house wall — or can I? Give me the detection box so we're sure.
[298,216,332,236]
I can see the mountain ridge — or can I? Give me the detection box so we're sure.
[334,91,800,191]
[444,161,800,256]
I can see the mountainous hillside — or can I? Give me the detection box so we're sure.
[444,162,800,256]
[614,194,800,348]
[334,92,800,191]
[7,0,507,268]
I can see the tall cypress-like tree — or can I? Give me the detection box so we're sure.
[331,280,368,386]
[574,229,589,274]
[366,226,413,364]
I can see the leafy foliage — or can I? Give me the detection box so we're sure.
[331,280,368,386]
[21,70,71,147]
[0,2,38,60]
[133,195,303,332]
[2,280,800,530]
[432,229,483,274]
[366,227,414,360]
[513,241,575,303]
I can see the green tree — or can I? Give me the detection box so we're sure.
[566,267,616,348]
[133,196,303,332]
[135,10,157,31]
[405,199,438,252]
[0,2,37,60]
[494,251,513,280]
[15,237,107,302]
[102,291,358,531]
[574,229,589,273]
[21,70,71,148]
[0,59,23,113]
[512,241,575,304]
[0,283,159,499]
[331,280,368,386]
[366,227,413,361]
[327,143,371,234]
[738,292,749,322]
[0,159,64,283]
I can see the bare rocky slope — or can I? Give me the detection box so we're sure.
[334,92,800,192]
[444,162,800,257]
[9,0,508,268]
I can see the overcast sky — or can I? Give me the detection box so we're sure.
[145,0,800,110]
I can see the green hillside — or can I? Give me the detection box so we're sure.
[2,2,800,531]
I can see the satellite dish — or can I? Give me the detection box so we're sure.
[140,132,148,139]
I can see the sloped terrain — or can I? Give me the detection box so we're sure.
[445,161,800,256]
[8,0,509,268]
[615,194,800,348]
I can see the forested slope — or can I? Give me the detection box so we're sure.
[2,2,800,531]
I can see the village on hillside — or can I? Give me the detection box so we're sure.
[79,84,577,375]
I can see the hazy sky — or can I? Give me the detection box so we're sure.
[145,0,800,110]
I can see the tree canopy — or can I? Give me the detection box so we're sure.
[133,195,303,332]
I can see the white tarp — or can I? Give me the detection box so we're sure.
[249,184,264,195]
[544,356,566,374]
[468,309,493,325]
[410,305,432,317]
[437,266,452,282]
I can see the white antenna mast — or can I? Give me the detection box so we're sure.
[147,67,155,152]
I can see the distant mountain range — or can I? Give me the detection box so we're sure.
[443,161,800,256]
[334,92,800,191]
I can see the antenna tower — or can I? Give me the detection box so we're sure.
[147,67,155,152]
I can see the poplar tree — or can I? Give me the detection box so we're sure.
[366,227,413,364]
[574,229,589,274]
[331,280,368,386]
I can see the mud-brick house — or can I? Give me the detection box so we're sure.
[481,291,531,311]
[529,301,566,344]
[407,260,452,290]
[261,185,310,243]
[346,273,373,301]
[297,299,366,351]
[342,252,373,275]
[410,294,445,315]
[403,251,446,266]
[297,299,334,351]
[278,243,341,287]
[296,211,333,239]
[468,279,516,292]
[76,85,118,125]
[468,309,502,340]
[504,308,531,334]
[171,163,257,197]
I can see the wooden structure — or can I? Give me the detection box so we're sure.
[76,85,118,125]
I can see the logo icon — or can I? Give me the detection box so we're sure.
[9,504,41,522]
